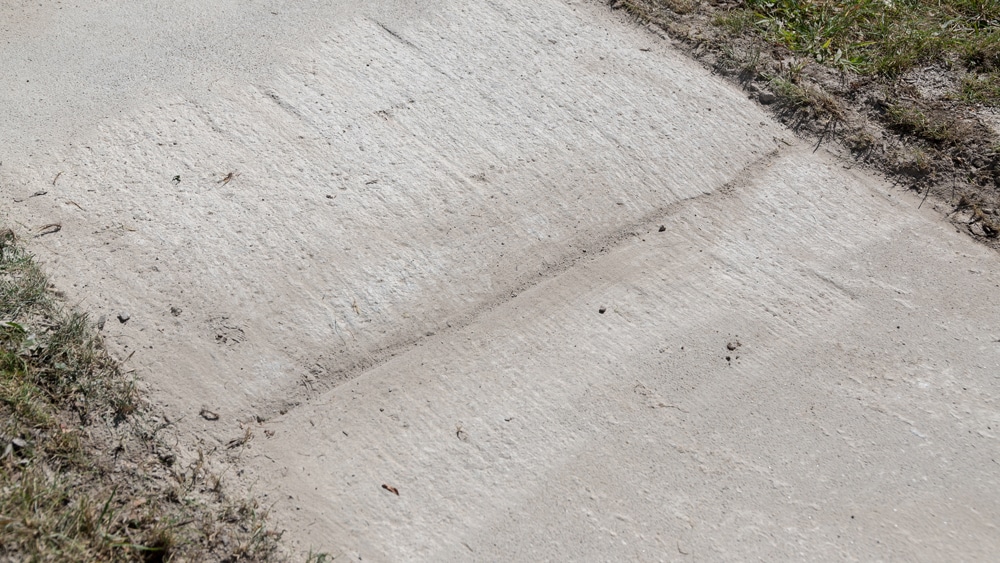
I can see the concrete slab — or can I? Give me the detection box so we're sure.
[5,0,783,423]
[250,144,1000,559]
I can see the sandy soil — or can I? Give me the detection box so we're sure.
[3,0,999,560]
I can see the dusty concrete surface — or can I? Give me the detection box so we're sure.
[3,0,999,560]
[251,144,1000,560]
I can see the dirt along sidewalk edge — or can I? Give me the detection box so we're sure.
[0,227,315,562]
[610,0,1000,247]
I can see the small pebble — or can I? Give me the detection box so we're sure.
[758,91,777,104]
[658,225,666,232]
[117,311,130,323]
[97,315,107,330]
[598,307,607,314]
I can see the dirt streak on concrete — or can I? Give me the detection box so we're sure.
[254,144,1000,560]
[2,0,999,560]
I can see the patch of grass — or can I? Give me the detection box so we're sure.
[0,228,284,562]
[845,127,879,153]
[959,72,1000,105]
[885,104,963,143]
[714,8,756,34]
[887,145,935,177]
[715,42,764,82]
[305,552,332,563]
[612,0,662,24]
[961,26,1000,71]
[657,0,696,15]
[732,0,1000,78]
[770,76,843,118]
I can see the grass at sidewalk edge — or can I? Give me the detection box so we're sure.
[0,228,304,562]
[611,0,1000,246]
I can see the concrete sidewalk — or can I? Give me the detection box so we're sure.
[3,0,998,559]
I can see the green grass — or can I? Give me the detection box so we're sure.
[959,72,1000,104]
[0,228,284,562]
[715,8,757,34]
[884,104,963,143]
[729,0,1000,77]
[624,0,1000,236]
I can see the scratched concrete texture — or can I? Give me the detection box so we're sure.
[3,0,999,560]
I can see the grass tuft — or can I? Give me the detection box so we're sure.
[884,104,964,143]
[959,72,1000,105]
[770,76,844,119]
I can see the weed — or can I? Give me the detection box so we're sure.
[717,43,763,81]
[306,551,333,563]
[846,128,879,154]
[740,45,763,82]
[770,76,843,118]
[713,9,755,35]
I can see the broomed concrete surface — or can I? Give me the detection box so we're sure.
[3,0,999,560]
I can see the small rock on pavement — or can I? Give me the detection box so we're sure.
[97,315,107,330]
[117,311,130,323]
[758,91,777,104]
